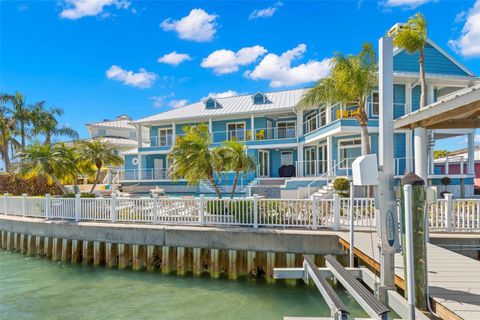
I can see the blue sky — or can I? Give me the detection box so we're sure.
[0,0,479,151]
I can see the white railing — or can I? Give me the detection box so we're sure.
[150,134,173,147]
[304,108,328,134]
[1,193,479,232]
[117,169,169,181]
[211,126,297,143]
[434,155,468,175]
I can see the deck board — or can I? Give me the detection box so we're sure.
[338,231,480,320]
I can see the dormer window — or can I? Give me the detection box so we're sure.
[252,93,268,105]
[205,98,221,109]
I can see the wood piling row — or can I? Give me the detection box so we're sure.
[0,230,339,281]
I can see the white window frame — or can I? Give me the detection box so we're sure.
[157,128,173,146]
[371,91,379,116]
[280,151,294,166]
[276,120,296,139]
[258,150,269,177]
[226,121,246,141]
[337,138,362,169]
[98,128,106,136]
[305,112,318,133]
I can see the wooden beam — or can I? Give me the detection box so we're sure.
[426,119,480,129]
[419,102,480,128]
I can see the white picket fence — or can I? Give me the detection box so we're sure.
[0,193,479,232]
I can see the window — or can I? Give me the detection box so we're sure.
[157,128,173,146]
[253,93,266,104]
[129,131,137,139]
[305,112,317,133]
[227,122,245,141]
[371,92,379,116]
[98,129,106,136]
[281,151,293,166]
[205,98,220,109]
[277,121,296,139]
[338,138,362,169]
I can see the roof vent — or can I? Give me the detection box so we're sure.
[205,98,221,109]
[252,92,269,105]
[116,115,131,120]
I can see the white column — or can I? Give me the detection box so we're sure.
[326,103,332,124]
[250,114,255,141]
[297,143,304,177]
[296,109,304,137]
[137,125,143,149]
[137,155,142,180]
[405,131,412,173]
[427,84,435,104]
[414,128,428,181]
[405,83,412,114]
[171,121,176,146]
[467,132,475,175]
[326,136,333,175]
[208,118,212,134]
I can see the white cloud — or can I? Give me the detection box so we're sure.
[201,45,267,74]
[158,52,192,66]
[201,90,238,101]
[245,44,331,87]
[106,65,157,89]
[168,99,189,109]
[449,0,480,57]
[59,0,130,19]
[249,1,283,20]
[160,9,218,42]
[381,0,432,9]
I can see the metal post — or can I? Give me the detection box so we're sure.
[111,194,117,223]
[445,193,453,232]
[152,194,158,224]
[199,194,205,226]
[253,194,258,228]
[75,193,81,222]
[22,194,27,217]
[45,194,51,220]
[333,193,340,231]
[403,184,416,320]
[311,194,318,230]
[349,182,354,268]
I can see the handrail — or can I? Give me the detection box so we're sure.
[306,158,350,198]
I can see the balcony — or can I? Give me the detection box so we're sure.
[150,134,173,147]
[117,169,169,181]
[211,126,297,143]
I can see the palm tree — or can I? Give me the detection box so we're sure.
[300,43,377,155]
[168,124,223,198]
[1,92,44,151]
[17,143,70,195]
[79,139,124,194]
[215,140,255,198]
[31,106,79,145]
[56,143,93,194]
[391,13,428,109]
[0,106,19,172]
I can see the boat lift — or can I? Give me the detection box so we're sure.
[274,254,428,320]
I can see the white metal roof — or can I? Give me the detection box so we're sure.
[133,88,308,125]
[86,118,136,129]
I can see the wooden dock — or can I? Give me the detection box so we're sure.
[338,231,480,320]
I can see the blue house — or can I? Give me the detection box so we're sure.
[117,38,478,198]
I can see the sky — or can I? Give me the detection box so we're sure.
[0,0,479,151]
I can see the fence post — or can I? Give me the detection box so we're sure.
[333,193,340,231]
[75,193,81,222]
[111,194,117,223]
[349,182,355,268]
[199,194,205,226]
[253,194,258,228]
[311,195,318,230]
[45,194,51,220]
[445,193,453,232]
[152,194,158,224]
[22,194,27,217]
[4,193,8,215]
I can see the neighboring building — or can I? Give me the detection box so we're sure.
[116,35,479,198]
[434,145,480,195]
[85,115,149,154]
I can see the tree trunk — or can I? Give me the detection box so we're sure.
[90,167,101,194]
[356,102,371,155]
[208,175,222,199]
[20,121,25,151]
[52,175,69,196]
[231,171,240,199]
[2,135,10,172]
[45,132,51,145]
[419,48,427,109]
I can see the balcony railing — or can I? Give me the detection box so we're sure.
[211,127,296,143]
[119,169,169,181]
[150,135,173,147]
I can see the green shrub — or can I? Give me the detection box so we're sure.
[441,176,451,187]
[64,192,97,198]
[0,173,61,196]
[333,177,350,197]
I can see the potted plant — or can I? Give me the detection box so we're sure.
[440,176,452,198]
[333,177,350,198]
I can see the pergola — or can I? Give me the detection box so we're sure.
[394,84,480,130]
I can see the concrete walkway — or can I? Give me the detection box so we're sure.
[338,231,480,320]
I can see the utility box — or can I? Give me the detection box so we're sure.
[352,154,379,186]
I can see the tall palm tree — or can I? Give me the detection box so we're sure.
[300,43,377,155]
[215,140,255,199]
[168,124,223,198]
[56,143,93,194]
[31,106,79,145]
[0,106,19,172]
[391,13,428,108]
[79,139,124,194]
[1,92,44,151]
[17,143,70,195]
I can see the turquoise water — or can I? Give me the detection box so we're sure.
[0,250,372,320]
